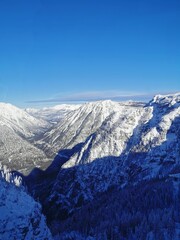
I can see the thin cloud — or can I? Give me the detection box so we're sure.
[26,90,158,104]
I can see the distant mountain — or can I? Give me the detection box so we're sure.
[0,103,48,136]
[25,104,81,124]
[0,103,51,174]
[0,165,52,240]
[24,93,180,239]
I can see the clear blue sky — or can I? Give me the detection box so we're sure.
[0,0,179,107]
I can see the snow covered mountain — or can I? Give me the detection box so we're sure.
[0,102,48,137]
[0,166,52,240]
[24,93,180,239]
[0,102,83,174]
[0,103,51,174]
[39,100,145,157]
[55,93,180,197]
[26,104,81,124]
[61,93,180,173]
[1,93,180,239]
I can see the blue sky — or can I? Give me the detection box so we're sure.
[0,0,179,107]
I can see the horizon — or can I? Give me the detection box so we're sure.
[0,91,180,109]
[0,0,180,107]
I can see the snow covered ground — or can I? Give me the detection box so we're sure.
[0,165,52,239]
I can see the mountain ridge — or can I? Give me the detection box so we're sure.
[1,93,180,239]
[22,93,180,239]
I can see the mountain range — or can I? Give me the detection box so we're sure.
[0,103,80,174]
[0,93,180,239]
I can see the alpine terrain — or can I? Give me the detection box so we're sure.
[0,164,52,239]
[0,103,79,174]
[0,93,180,239]
[26,93,180,239]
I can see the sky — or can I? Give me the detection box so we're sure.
[0,0,180,107]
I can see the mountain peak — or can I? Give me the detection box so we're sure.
[0,101,48,133]
[78,99,121,114]
[150,92,180,106]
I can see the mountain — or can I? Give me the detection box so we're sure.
[0,102,48,136]
[1,94,180,239]
[24,93,180,239]
[0,165,52,240]
[62,93,180,173]
[0,102,83,174]
[55,93,180,199]
[0,103,51,174]
[39,100,145,157]
[26,104,81,124]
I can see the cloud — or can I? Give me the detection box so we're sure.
[26,90,158,104]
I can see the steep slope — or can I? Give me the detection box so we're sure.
[0,103,51,174]
[40,100,145,157]
[58,94,179,196]
[25,94,180,231]
[62,101,147,168]
[0,102,48,137]
[53,178,179,240]
[61,93,180,173]
[0,167,52,240]
[0,125,50,174]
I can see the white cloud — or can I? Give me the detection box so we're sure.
[27,90,157,104]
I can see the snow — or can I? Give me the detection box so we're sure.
[0,175,52,239]
[26,104,81,123]
[0,93,180,239]
[0,102,52,174]
[41,100,143,157]
[1,93,180,175]
[150,92,180,108]
[0,124,50,174]
[0,102,48,137]
[42,93,180,212]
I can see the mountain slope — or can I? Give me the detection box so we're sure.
[0,167,52,240]
[0,102,48,137]
[64,93,179,189]
[60,94,180,170]
[53,178,179,240]
[0,125,50,174]
[25,94,180,232]
[40,100,145,157]
[0,103,51,174]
